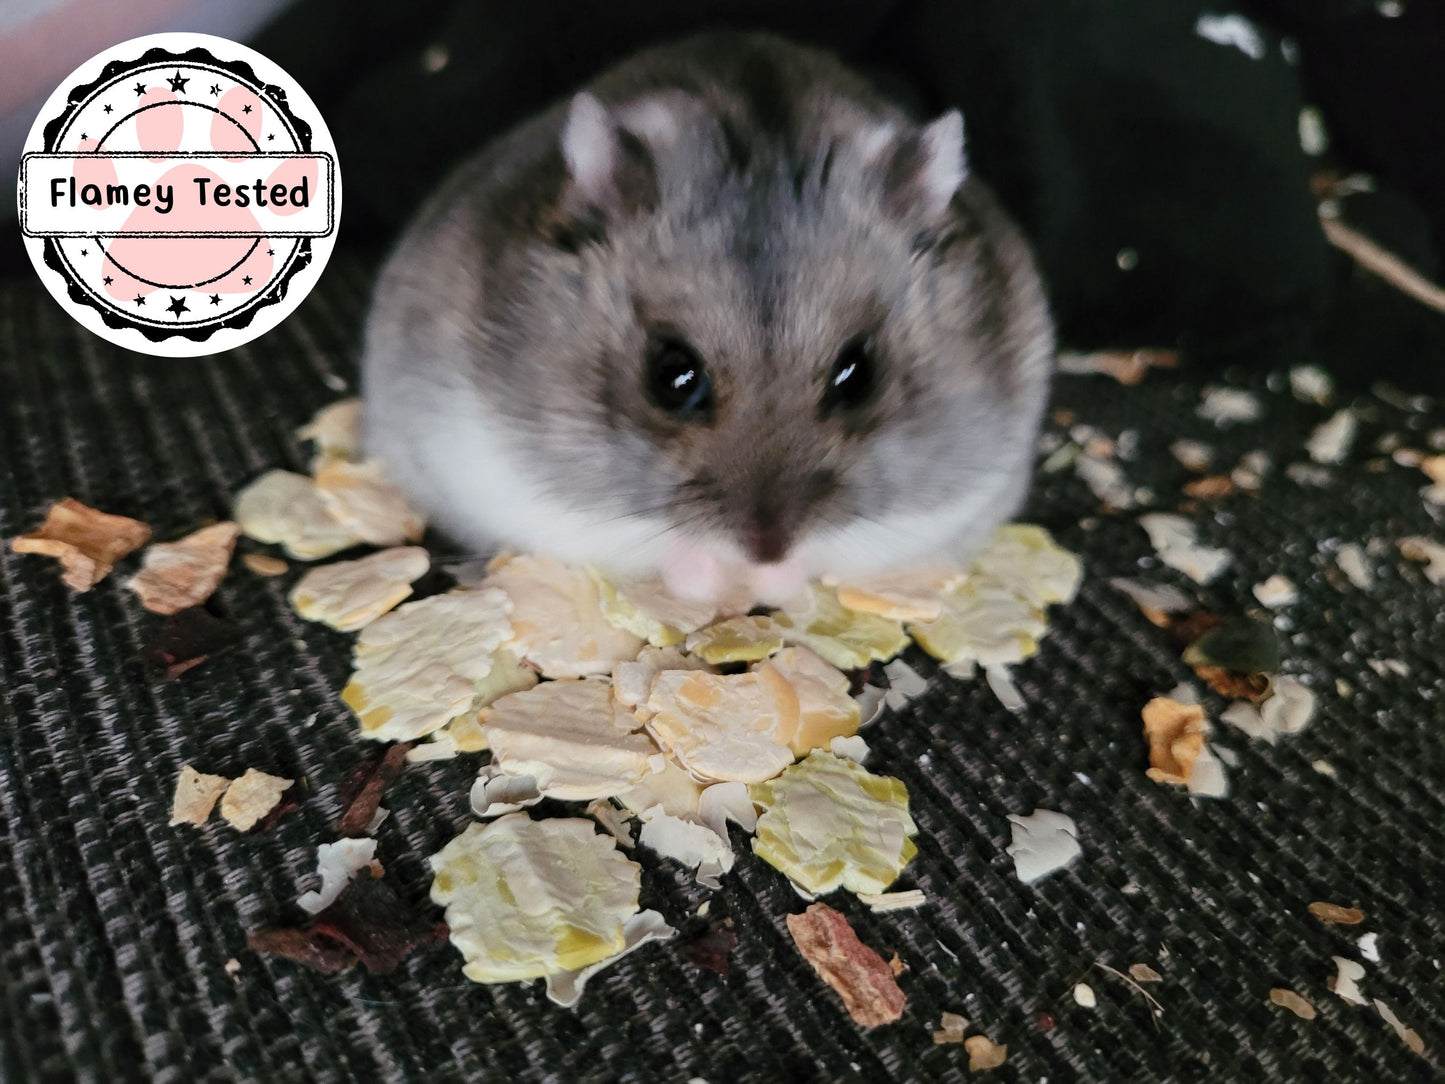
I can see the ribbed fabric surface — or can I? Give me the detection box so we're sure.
[0,259,1440,1083]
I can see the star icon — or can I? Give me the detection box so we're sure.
[210,84,222,96]
[167,71,189,94]
[210,294,222,305]
[242,104,253,114]
[267,134,275,141]
[242,275,252,285]
[103,104,113,114]
[103,276,113,286]
[134,82,147,97]
[79,134,88,142]
[79,248,88,256]
[266,248,274,255]
[133,294,145,306]
[166,296,189,317]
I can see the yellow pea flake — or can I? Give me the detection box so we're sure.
[126,522,241,614]
[969,524,1083,609]
[169,765,231,826]
[750,751,918,896]
[831,564,968,622]
[772,582,909,670]
[233,469,363,560]
[591,570,718,647]
[755,646,861,755]
[313,459,425,547]
[296,398,362,469]
[11,498,151,591]
[481,680,660,800]
[686,615,785,664]
[644,667,799,784]
[430,814,642,983]
[219,768,293,831]
[342,588,514,741]
[427,651,539,753]
[1141,697,1206,785]
[289,546,431,631]
[484,554,645,678]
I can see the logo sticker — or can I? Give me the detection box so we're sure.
[16,33,341,357]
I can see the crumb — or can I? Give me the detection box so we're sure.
[11,498,151,591]
[128,522,241,614]
[1309,901,1365,925]
[220,769,295,831]
[964,1035,1008,1072]
[1269,988,1316,1020]
[242,553,288,576]
[169,764,231,826]
[786,902,906,1028]
[1142,697,1205,785]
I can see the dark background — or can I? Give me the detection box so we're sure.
[248,0,1445,390]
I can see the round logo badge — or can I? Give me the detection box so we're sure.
[16,33,341,357]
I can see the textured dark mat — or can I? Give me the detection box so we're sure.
[0,260,1441,1084]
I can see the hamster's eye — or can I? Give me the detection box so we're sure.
[646,342,714,420]
[821,338,876,416]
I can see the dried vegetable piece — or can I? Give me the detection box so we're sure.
[1138,513,1231,584]
[1182,617,1280,675]
[966,524,1083,609]
[545,909,674,1007]
[127,522,240,614]
[298,839,379,914]
[220,769,294,831]
[1309,902,1365,925]
[683,926,738,976]
[296,398,362,469]
[932,1012,970,1045]
[1220,677,1316,743]
[471,765,545,818]
[429,814,641,983]
[249,876,439,975]
[685,615,785,664]
[592,570,718,647]
[750,752,918,895]
[313,459,426,547]
[233,469,363,560]
[169,765,231,826]
[1129,964,1163,983]
[1374,1000,1426,1055]
[337,742,413,836]
[1330,957,1368,1006]
[786,903,906,1028]
[1252,575,1298,609]
[829,564,966,623]
[1306,409,1357,464]
[1269,988,1316,1020]
[290,546,430,631]
[644,668,798,784]
[964,1035,1009,1072]
[756,646,862,754]
[1399,536,1445,585]
[484,554,645,678]
[1197,386,1263,426]
[1005,809,1081,884]
[242,553,288,576]
[342,588,513,742]
[428,651,540,753]
[617,756,707,820]
[772,582,909,670]
[1141,697,1205,785]
[144,607,242,678]
[11,498,151,590]
[1055,347,1177,384]
[481,680,659,801]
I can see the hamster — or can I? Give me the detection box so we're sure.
[360,31,1054,602]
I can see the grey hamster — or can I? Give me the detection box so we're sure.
[361,30,1053,602]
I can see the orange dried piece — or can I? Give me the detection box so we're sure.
[1182,475,1235,500]
[786,903,905,1028]
[1142,697,1205,785]
[964,1035,1009,1071]
[243,553,288,576]
[11,498,151,591]
[128,522,241,614]
[1269,988,1316,1020]
[1308,901,1365,925]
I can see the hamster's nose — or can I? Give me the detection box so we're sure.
[741,515,790,564]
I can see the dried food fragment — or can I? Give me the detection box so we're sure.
[290,546,431,631]
[757,646,861,754]
[1252,575,1298,608]
[11,498,151,591]
[242,553,288,576]
[682,925,738,976]
[337,742,412,836]
[1374,1000,1426,1056]
[964,1035,1009,1072]
[342,588,514,742]
[246,926,356,974]
[1182,616,1279,696]
[220,769,294,831]
[1142,697,1205,785]
[1269,988,1316,1020]
[484,554,644,678]
[786,902,905,1028]
[470,765,544,818]
[1076,453,1138,509]
[1073,983,1097,1008]
[1129,964,1163,983]
[233,469,363,560]
[644,668,798,784]
[127,522,240,614]
[1110,577,1194,625]
[482,680,658,800]
[856,890,926,913]
[830,564,965,622]
[1289,365,1333,405]
[592,570,719,647]
[1171,439,1215,473]
[430,814,642,983]
[1056,348,1177,385]
[1005,809,1081,884]
[1308,901,1365,925]
[1182,474,1235,500]
[932,1011,969,1045]
[1306,409,1357,465]
[1197,386,1263,426]
[144,606,243,678]
[169,765,231,826]
[296,398,362,469]
[298,838,379,914]
[1138,513,1231,584]
[773,582,909,670]
[545,908,674,1007]
[1220,677,1316,742]
[1399,536,1445,585]
[313,459,425,547]
[751,752,918,896]
[1330,956,1368,1006]
[685,615,785,664]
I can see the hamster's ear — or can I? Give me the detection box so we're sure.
[882,109,968,221]
[561,92,659,217]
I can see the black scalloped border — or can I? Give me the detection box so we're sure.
[36,42,327,346]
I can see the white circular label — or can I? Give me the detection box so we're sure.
[16,33,342,357]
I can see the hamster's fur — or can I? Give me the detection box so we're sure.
[361,31,1053,599]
